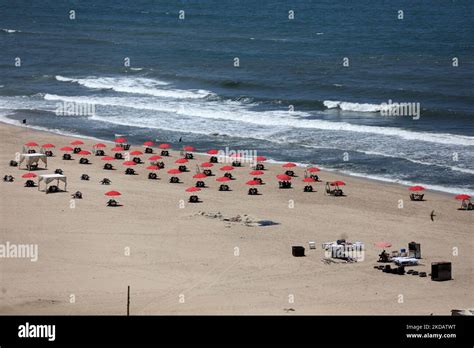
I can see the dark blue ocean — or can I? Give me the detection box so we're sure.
[1,0,473,194]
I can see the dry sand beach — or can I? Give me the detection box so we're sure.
[0,122,472,315]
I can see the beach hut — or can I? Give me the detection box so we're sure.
[19,153,47,171]
[38,173,67,193]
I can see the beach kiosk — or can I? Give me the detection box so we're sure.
[19,153,48,171]
[38,173,67,193]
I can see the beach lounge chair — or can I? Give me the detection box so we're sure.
[107,199,119,207]
[28,163,38,170]
[188,195,199,203]
[100,178,111,185]
[145,147,153,154]
[210,156,218,163]
[203,169,212,176]
[47,185,59,194]
[254,177,263,184]
[248,188,259,195]
[325,182,343,196]
[148,172,158,180]
[279,181,292,189]
[255,164,265,171]
[132,157,142,164]
[160,150,169,156]
[232,161,242,167]
[185,153,194,160]
[95,150,105,156]
[81,174,90,181]
[45,150,53,157]
[27,149,36,154]
[219,184,230,191]
[310,174,319,181]
[73,147,82,154]
[304,185,313,192]
[9,160,18,167]
[25,179,36,187]
[224,172,233,179]
[55,169,64,175]
[157,161,165,169]
[103,163,114,170]
[72,191,82,199]
[62,154,72,160]
[285,170,295,177]
[410,193,424,201]
[114,153,123,160]
[195,181,205,188]
[125,168,136,175]
[3,175,14,182]
[169,176,180,183]
[79,158,89,164]
[178,165,187,172]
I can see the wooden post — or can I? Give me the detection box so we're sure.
[127,285,130,316]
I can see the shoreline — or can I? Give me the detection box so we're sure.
[0,117,463,199]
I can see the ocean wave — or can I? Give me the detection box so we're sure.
[1,28,20,33]
[43,93,474,147]
[324,100,387,112]
[55,75,213,99]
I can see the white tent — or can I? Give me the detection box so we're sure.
[38,174,67,193]
[19,153,47,170]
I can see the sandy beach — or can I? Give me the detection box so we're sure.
[0,122,472,315]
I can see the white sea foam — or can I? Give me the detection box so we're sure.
[55,75,213,99]
[324,100,386,112]
[2,29,20,33]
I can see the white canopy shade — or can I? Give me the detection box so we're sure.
[38,174,67,193]
[19,153,47,170]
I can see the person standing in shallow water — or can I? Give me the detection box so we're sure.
[179,137,182,142]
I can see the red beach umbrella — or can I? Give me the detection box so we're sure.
[146,165,160,170]
[148,155,162,161]
[77,150,91,155]
[193,173,207,179]
[201,162,214,168]
[183,145,195,152]
[129,150,143,156]
[207,149,219,155]
[455,194,471,200]
[123,161,136,166]
[115,137,127,143]
[331,180,346,186]
[22,172,37,178]
[143,141,154,146]
[175,158,188,164]
[70,140,84,145]
[216,176,231,182]
[60,146,73,152]
[282,162,297,168]
[186,187,201,192]
[220,165,234,171]
[256,156,267,162]
[307,167,320,173]
[41,143,55,148]
[303,177,316,182]
[101,156,115,161]
[105,190,121,196]
[276,174,292,181]
[167,169,182,174]
[25,141,39,147]
[111,146,123,152]
[409,185,425,191]
[159,143,170,149]
[94,143,107,148]
[374,241,392,248]
[246,180,261,185]
[250,170,264,176]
